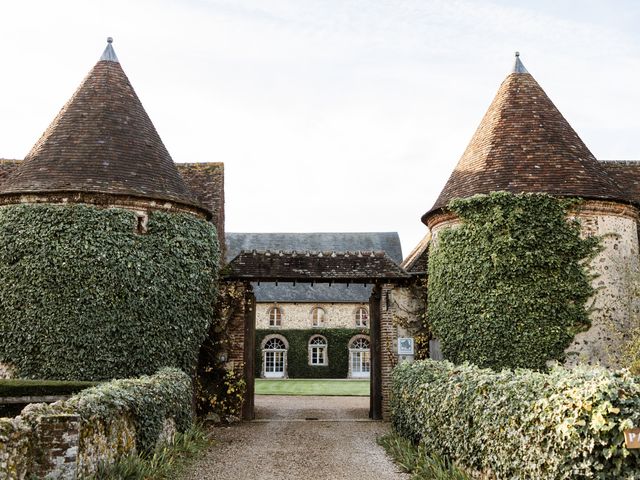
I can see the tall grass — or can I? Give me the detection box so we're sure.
[378,433,470,480]
[89,424,210,480]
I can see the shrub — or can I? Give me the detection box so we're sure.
[378,432,471,480]
[391,360,640,479]
[66,368,193,452]
[0,379,97,397]
[428,192,599,370]
[0,204,220,380]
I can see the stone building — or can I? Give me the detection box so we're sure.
[416,53,640,367]
[226,232,403,379]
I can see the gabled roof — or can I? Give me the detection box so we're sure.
[0,39,200,209]
[423,53,625,223]
[401,233,430,274]
[225,232,403,302]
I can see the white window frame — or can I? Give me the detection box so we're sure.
[308,335,328,366]
[262,335,288,378]
[349,336,371,378]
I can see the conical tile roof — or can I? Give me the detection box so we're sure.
[423,53,624,223]
[0,39,200,208]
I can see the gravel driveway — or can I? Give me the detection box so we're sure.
[181,395,408,480]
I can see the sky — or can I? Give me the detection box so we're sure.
[1,1,639,256]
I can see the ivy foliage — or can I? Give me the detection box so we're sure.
[255,328,368,378]
[0,204,220,381]
[428,192,599,370]
[21,368,193,454]
[391,360,640,479]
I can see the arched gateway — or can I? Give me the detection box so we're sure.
[222,249,412,420]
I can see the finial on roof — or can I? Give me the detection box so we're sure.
[512,51,528,74]
[100,37,119,63]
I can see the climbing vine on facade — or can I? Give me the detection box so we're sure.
[0,204,220,380]
[427,192,600,370]
[196,281,247,422]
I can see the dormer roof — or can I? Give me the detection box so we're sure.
[0,39,201,209]
[423,53,624,224]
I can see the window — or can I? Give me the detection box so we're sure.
[269,306,282,327]
[311,307,326,327]
[308,335,328,366]
[349,336,371,378]
[262,336,288,378]
[355,307,368,327]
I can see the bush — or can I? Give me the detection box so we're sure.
[67,368,193,452]
[428,192,599,370]
[0,379,96,397]
[391,360,640,479]
[255,328,368,378]
[0,204,220,380]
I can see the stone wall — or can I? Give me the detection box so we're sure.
[566,201,640,367]
[255,302,369,330]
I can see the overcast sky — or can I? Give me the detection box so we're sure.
[1,1,639,255]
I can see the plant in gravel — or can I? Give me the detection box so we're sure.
[88,422,211,480]
[378,432,470,480]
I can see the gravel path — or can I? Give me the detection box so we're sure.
[181,395,409,480]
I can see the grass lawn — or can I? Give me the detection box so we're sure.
[255,378,370,396]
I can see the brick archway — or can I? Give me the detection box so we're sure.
[222,250,412,420]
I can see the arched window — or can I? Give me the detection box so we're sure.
[262,336,288,378]
[355,307,368,327]
[308,335,328,366]
[349,336,371,378]
[311,307,326,327]
[269,306,282,327]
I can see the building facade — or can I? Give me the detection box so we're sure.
[226,232,403,379]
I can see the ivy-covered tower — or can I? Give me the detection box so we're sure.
[423,53,639,367]
[0,39,220,380]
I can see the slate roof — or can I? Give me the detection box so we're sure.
[226,232,403,302]
[223,250,410,283]
[0,40,201,210]
[423,53,625,223]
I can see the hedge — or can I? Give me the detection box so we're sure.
[21,367,193,453]
[0,204,220,381]
[0,379,97,398]
[391,360,640,479]
[428,192,599,370]
[255,328,368,378]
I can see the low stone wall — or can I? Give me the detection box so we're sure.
[0,368,191,479]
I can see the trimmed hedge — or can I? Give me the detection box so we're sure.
[428,192,599,370]
[0,204,220,381]
[255,328,368,378]
[21,367,193,453]
[0,379,97,398]
[391,360,640,479]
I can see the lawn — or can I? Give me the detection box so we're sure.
[254,378,370,396]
